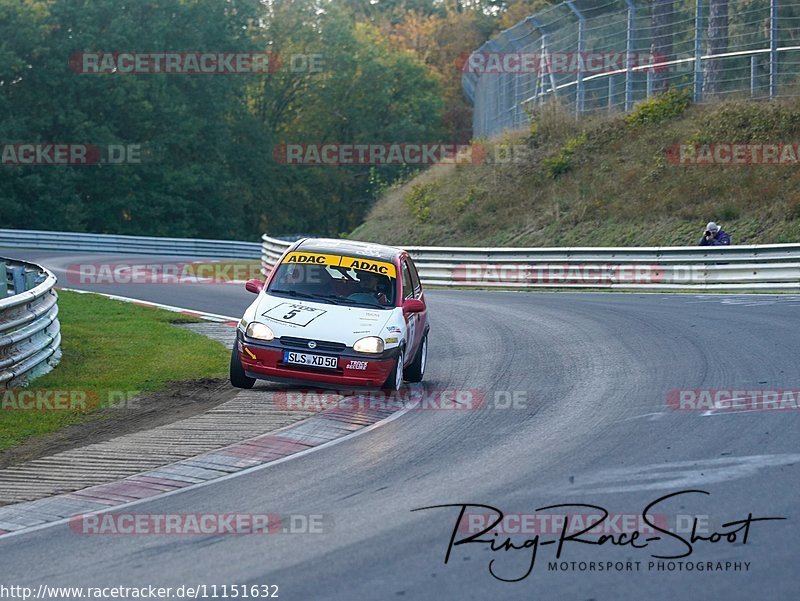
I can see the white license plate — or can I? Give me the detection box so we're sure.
[283,351,338,369]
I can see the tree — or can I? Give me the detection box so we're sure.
[704,0,729,97]
[650,0,674,93]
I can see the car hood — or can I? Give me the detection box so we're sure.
[252,293,395,346]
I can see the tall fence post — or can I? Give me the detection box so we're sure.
[625,0,636,111]
[530,16,557,105]
[565,1,585,116]
[608,75,615,112]
[751,55,757,97]
[694,0,704,102]
[770,0,778,98]
[539,33,548,104]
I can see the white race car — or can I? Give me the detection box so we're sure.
[231,238,429,390]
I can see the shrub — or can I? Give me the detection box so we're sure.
[404,182,436,223]
[626,87,692,126]
[527,99,581,142]
[543,133,588,179]
[453,187,482,211]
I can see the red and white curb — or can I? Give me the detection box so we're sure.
[0,398,416,538]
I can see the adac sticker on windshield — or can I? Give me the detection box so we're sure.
[339,256,397,278]
[281,251,397,278]
[282,252,340,266]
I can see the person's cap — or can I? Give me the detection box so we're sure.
[706,222,719,232]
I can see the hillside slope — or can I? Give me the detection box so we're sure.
[350,92,800,247]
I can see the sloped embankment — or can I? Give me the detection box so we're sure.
[351,91,800,247]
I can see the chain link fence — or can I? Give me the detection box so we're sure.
[463,0,800,138]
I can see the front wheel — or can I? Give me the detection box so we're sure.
[230,345,256,389]
[405,335,427,383]
[383,349,404,391]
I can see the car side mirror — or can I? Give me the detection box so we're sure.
[402,298,425,314]
[245,279,265,294]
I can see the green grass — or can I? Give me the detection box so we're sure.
[0,290,229,450]
[350,95,800,247]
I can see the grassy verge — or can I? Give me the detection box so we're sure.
[0,290,229,450]
[351,93,800,247]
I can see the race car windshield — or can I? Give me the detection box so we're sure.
[268,258,396,309]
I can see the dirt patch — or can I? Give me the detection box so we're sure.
[0,379,238,468]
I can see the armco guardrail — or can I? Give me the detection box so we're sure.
[0,229,261,259]
[261,234,800,292]
[1,258,61,388]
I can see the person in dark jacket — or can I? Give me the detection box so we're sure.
[698,221,731,246]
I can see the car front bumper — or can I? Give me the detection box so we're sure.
[237,332,399,388]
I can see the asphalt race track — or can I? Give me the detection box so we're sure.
[2,250,799,600]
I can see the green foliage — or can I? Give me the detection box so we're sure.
[691,100,800,142]
[626,88,692,126]
[0,0,446,239]
[404,182,437,222]
[454,187,482,211]
[543,133,588,179]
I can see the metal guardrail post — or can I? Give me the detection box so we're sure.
[11,267,25,294]
[0,258,61,388]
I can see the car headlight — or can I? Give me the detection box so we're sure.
[353,336,384,354]
[246,321,275,341]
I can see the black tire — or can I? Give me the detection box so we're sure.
[383,348,404,391]
[230,345,256,389]
[405,334,427,383]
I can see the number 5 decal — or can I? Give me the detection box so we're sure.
[262,302,327,327]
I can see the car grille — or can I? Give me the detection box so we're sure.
[280,336,347,353]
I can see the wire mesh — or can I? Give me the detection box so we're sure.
[463,0,800,138]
